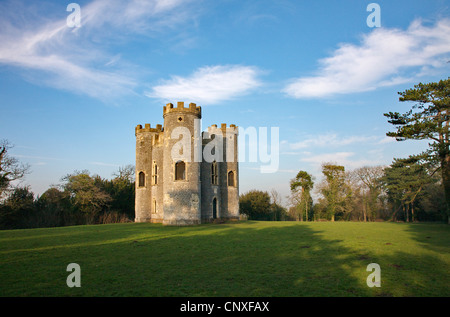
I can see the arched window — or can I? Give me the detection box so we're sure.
[175,161,186,180]
[228,171,235,187]
[138,171,145,187]
[211,161,218,185]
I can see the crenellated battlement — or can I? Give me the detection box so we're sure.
[163,101,202,118]
[208,123,238,135]
[135,123,163,135]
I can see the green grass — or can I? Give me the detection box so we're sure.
[0,221,449,297]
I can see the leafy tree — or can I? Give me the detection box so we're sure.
[416,180,447,221]
[62,170,112,223]
[97,165,135,220]
[0,140,30,199]
[318,163,351,221]
[290,170,314,221]
[36,187,72,227]
[270,203,288,221]
[0,186,35,229]
[384,78,450,222]
[382,156,433,222]
[239,190,274,221]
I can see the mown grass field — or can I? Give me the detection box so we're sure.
[0,221,449,297]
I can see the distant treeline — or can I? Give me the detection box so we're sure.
[0,165,135,230]
[240,161,447,223]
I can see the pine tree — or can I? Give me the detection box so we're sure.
[384,78,450,223]
[290,170,314,221]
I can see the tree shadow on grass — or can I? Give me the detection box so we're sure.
[139,221,450,297]
[381,223,450,297]
[192,222,374,297]
[400,223,450,253]
[1,221,448,297]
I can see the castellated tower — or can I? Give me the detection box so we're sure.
[135,102,239,225]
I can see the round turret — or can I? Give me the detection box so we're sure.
[162,101,202,225]
[135,124,161,222]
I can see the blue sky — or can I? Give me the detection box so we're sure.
[1,0,449,205]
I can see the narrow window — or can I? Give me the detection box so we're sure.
[153,199,157,214]
[138,171,145,187]
[228,171,235,187]
[175,161,186,180]
[153,162,158,185]
[212,198,217,219]
[211,161,218,185]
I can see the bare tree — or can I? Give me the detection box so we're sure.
[351,166,385,221]
[112,164,135,183]
[270,189,282,206]
[0,139,30,199]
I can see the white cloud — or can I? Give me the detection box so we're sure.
[283,18,450,99]
[146,65,262,104]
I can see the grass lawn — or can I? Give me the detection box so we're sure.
[0,221,449,297]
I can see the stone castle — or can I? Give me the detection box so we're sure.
[134,102,239,225]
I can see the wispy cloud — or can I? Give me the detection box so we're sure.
[146,65,263,104]
[301,152,382,170]
[283,18,450,99]
[89,161,120,167]
[12,154,64,161]
[289,133,379,150]
[0,0,200,102]
[378,136,396,145]
[81,0,200,35]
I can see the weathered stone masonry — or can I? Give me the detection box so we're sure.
[135,102,239,225]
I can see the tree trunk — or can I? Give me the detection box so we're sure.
[407,204,410,222]
[305,200,308,222]
[441,155,450,224]
[363,203,367,222]
[403,203,409,222]
[301,188,305,222]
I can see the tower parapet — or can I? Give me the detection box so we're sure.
[163,102,201,118]
[135,123,163,135]
[207,123,238,136]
